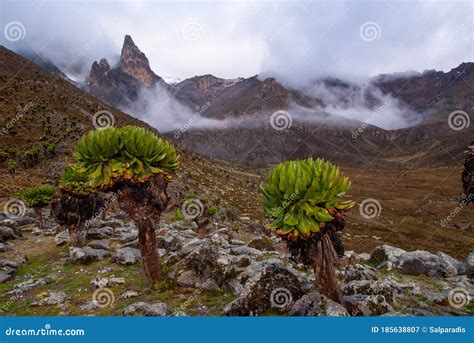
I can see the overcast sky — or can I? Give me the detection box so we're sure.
[0,0,472,86]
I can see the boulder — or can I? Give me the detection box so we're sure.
[54,230,70,246]
[0,258,21,270]
[123,302,171,316]
[179,239,232,288]
[156,230,185,251]
[230,246,263,257]
[342,278,405,301]
[0,226,18,243]
[91,277,125,288]
[6,278,49,295]
[86,227,113,240]
[88,219,124,229]
[436,251,463,273]
[289,292,349,316]
[0,243,12,252]
[343,294,394,316]
[0,271,13,283]
[344,264,379,283]
[247,236,274,251]
[88,240,110,250]
[69,246,110,264]
[112,247,141,265]
[395,250,457,277]
[223,259,304,315]
[119,231,138,243]
[369,245,406,269]
[120,290,139,299]
[459,251,474,277]
[32,291,67,306]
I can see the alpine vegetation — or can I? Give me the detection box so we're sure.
[17,184,56,229]
[260,158,355,305]
[53,126,180,286]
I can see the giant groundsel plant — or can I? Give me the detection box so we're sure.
[260,158,355,306]
[54,126,179,286]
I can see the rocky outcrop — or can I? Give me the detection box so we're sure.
[223,259,304,315]
[88,35,167,107]
[394,251,458,277]
[370,245,460,278]
[69,246,110,264]
[112,247,141,265]
[459,252,474,277]
[289,292,349,316]
[120,35,160,87]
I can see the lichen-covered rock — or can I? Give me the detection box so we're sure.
[86,227,114,240]
[88,240,110,250]
[342,278,405,301]
[436,252,463,272]
[344,264,379,283]
[91,277,125,288]
[395,250,457,277]
[369,245,406,269]
[55,230,70,246]
[223,259,304,315]
[156,230,185,251]
[230,246,263,257]
[0,242,12,252]
[123,302,171,316]
[32,291,67,306]
[69,246,110,264]
[179,239,233,289]
[289,292,349,316]
[0,258,21,270]
[112,247,141,265]
[459,251,474,277]
[6,278,50,295]
[343,294,394,316]
[0,226,18,243]
[247,236,274,251]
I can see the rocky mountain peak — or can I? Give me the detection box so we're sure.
[89,58,111,87]
[192,74,222,90]
[119,34,159,86]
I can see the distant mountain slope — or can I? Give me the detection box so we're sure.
[373,63,474,123]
